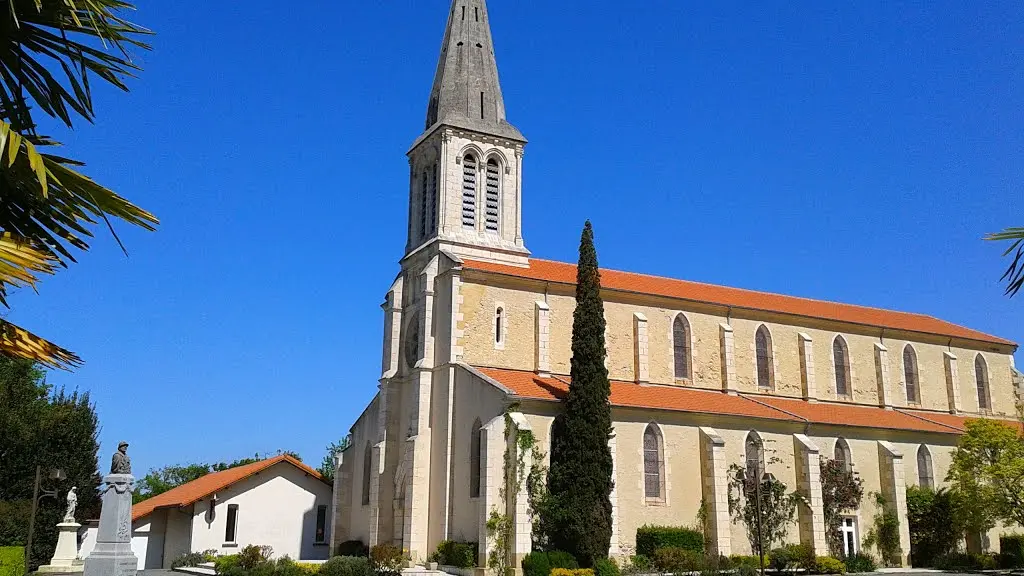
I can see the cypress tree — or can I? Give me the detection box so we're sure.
[545,221,614,565]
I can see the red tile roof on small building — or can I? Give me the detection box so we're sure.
[131,454,325,522]
[462,258,1015,347]
[474,366,1012,435]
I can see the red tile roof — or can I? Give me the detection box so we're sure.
[462,258,1014,347]
[475,366,976,435]
[132,455,325,521]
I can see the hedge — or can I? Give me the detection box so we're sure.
[337,540,370,558]
[427,540,477,568]
[814,557,846,575]
[1001,534,1024,569]
[320,556,371,576]
[0,547,24,576]
[522,550,579,576]
[635,526,704,557]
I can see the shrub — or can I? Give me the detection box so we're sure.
[370,543,406,576]
[551,569,594,576]
[522,552,551,576]
[735,565,758,576]
[172,550,218,569]
[428,540,477,568]
[935,552,997,571]
[728,555,767,569]
[1000,534,1024,569]
[337,540,370,558]
[636,526,705,557]
[652,547,704,573]
[906,486,960,567]
[239,544,274,570]
[320,556,371,576]
[842,553,876,573]
[274,557,321,576]
[814,557,846,575]
[548,551,581,570]
[0,547,25,576]
[625,554,650,574]
[768,544,814,573]
[594,558,620,576]
[216,554,241,573]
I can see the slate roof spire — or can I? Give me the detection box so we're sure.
[425,0,524,141]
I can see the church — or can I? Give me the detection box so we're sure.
[330,0,1022,569]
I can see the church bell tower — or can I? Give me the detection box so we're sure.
[405,0,528,265]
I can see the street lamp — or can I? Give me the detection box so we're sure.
[24,466,65,575]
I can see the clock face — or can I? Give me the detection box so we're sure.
[405,314,421,368]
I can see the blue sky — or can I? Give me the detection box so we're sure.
[11,0,1024,476]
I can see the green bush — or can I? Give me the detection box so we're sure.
[652,547,704,573]
[906,486,959,567]
[814,556,846,575]
[548,551,580,570]
[635,526,705,557]
[728,555,768,569]
[320,556,371,576]
[842,553,876,573]
[370,544,406,576]
[593,558,620,576]
[427,540,477,568]
[1000,534,1024,569]
[769,544,814,573]
[625,554,650,573]
[216,554,241,573]
[239,545,274,570]
[0,547,25,576]
[172,550,218,569]
[935,552,998,571]
[337,540,370,558]
[523,550,579,576]
[735,564,758,576]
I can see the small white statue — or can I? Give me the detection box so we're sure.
[63,486,77,523]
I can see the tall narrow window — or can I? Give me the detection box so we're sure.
[494,307,504,346]
[462,155,477,228]
[361,444,372,505]
[745,432,765,480]
[225,504,239,543]
[420,170,429,240]
[834,438,852,472]
[315,504,328,544]
[975,355,991,411]
[643,423,664,501]
[917,446,934,489]
[470,419,482,498]
[833,336,851,398]
[755,326,774,390]
[903,345,920,405]
[672,315,691,380]
[429,164,438,234]
[485,159,500,233]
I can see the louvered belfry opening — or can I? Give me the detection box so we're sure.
[485,159,500,232]
[462,155,477,228]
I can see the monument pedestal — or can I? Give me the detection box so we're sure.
[83,474,137,576]
[37,522,84,573]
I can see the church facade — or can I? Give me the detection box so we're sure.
[331,0,1022,568]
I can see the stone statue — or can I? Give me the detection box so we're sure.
[63,487,77,523]
[110,441,131,475]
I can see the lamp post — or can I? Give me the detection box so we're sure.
[24,466,65,575]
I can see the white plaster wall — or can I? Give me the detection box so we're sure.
[163,505,194,569]
[78,524,97,561]
[187,463,333,561]
[130,508,168,569]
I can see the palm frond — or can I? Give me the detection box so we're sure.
[985,227,1024,298]
[0,317,81,369]
[0,231,58,306]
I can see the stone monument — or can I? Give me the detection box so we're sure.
[83,442,137,576]
[38,487,83,573]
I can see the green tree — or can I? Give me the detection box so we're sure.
[0,355,101,569]
[986,227,1024,297]
[819,458,864,558]
[947,418,1024,530]
[0,1,158,369]
[545,221,614,566]
[906,486,960,567]
[727,463,802,555]
[318,436,351,483]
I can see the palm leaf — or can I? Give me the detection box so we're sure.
[985,227,1024,298]
[0,317,81,369]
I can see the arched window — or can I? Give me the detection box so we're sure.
[361,443,372,505]
[470,419,482,498]
[494,307,504,346]
[917,445,934,489]
[755,326,774,390]
[833,336,851,398]
[903,345,920,405]
[484,159,500,233]
[643,423,664,501]
[420,170,429,239]
[672,315,691,380]
[834,438,852,472]
[745,432,765,480]
[462,155,477,228]
[975,355,991,411]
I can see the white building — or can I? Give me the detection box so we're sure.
[127,455,332,570]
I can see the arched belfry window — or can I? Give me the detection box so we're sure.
[429,164,438,234]
[917,445,934,489]
[361,443,372,505]
[420,169,429,240]
[494,307,505,347]
[745,432,766,480]
[470,418,482,498]
[643,423,665,501]
[975,355,991,411]
[833,336,851,398]
[834,438,852,472]
[672,315,691,380]
[903,345,920,405]
[462,155,477,229]
[484,159,500,233]
[755,326,774,390]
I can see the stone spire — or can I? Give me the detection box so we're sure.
[425,0,524,141]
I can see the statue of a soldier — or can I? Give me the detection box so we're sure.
[110,441,131,475]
